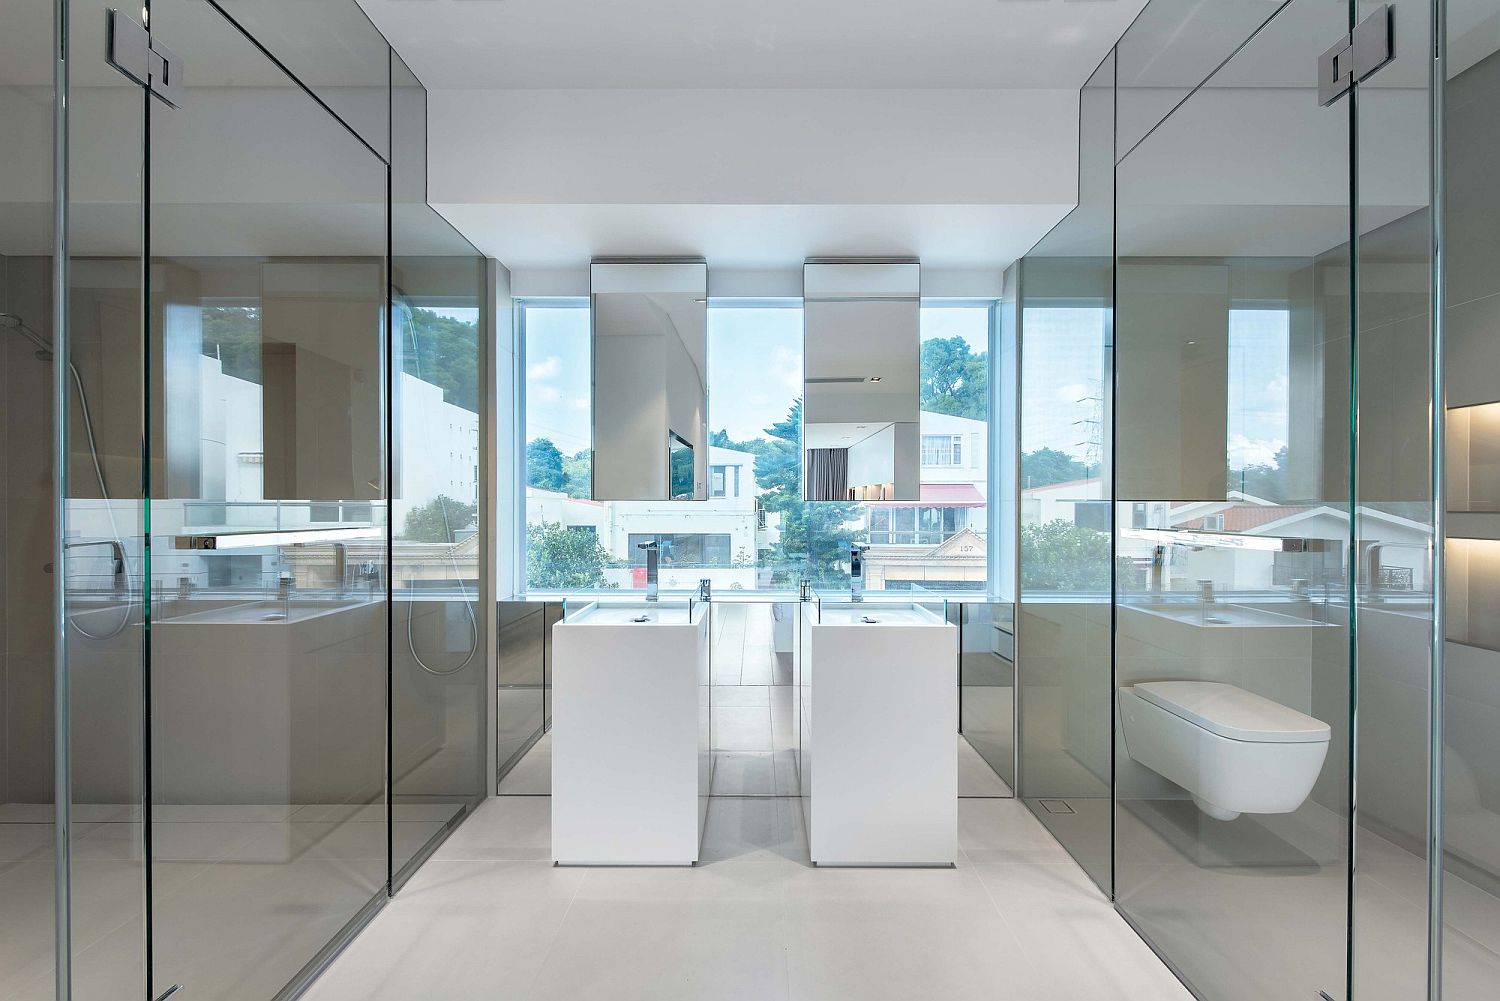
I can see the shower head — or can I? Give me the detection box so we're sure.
[0,312,54,358]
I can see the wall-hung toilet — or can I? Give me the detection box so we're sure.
[1118,681,1331,821]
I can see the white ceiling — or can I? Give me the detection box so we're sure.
[356,0,1149,90]
[357,0,1151,271]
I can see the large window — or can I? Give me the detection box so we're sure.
[521,297,993,592]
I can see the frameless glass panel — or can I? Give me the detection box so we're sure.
[1016,51,1115,893]
[146,0,388,996]
[959,603,1014,795]
[1441,1,1500,994]
[1,1,63,995]
[61,6,152,999]
[1112,3,1352,999]
[212,0,393,158]
[390,51,488,881]
[1114,0,1291,158]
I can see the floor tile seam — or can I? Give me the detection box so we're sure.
[515,863,590,1001]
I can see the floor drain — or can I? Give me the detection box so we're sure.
[1039,799,1075,815]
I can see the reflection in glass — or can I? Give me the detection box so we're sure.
[146,0,389,996]
[590,260,709,502]
[803,262,921,502]
[1442,1,1500,994]
[1110,3,1352,999]
[1015,50,1115,893]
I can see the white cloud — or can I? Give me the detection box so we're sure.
[527,355,561,380]
[1227,433,1287,470]
[1056,382,1089,404]
[532,385,562,404]
[567,395,590,411]
[771,346,801,392]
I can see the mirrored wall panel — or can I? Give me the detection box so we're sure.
[803,261,920,502]
[590,260,708,501]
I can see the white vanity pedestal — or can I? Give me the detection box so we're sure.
[802,601,958,866]
[552,600,711,865]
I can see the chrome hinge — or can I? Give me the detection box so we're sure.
[106,8,183,108]
[1318,3,1395,106]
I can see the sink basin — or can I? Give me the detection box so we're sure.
[801,600,957,866]
[561,601,698,626]
[1127,602,1324,628]
[552,600,711,865]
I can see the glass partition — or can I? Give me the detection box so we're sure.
[146,0,389,996]
[958,602,1014,795]
[1015,50,1116,892]
[1,3,65,996]
[390,51,488,883]
[1111,2,1353,998]
[1442,1,1500,994]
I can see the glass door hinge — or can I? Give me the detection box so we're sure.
[1318,3,1395,106]
[106,8,183,108]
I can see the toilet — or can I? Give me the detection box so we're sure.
[1118,681,1331,821]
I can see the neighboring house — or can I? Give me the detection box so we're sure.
[863,412,990,591]
[526,445,766,590]
[1117,492,1432,594]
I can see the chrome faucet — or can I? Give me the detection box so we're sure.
[850,544,869,602]
[697,578,712,603]
[278,573,296,618]
[638,541,659,602]
[64,539,127,593]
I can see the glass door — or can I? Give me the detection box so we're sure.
[1111,1,1355,999]
[145,0,389,997]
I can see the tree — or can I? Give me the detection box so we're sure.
[201,305,262,383]
[402,495,478,544]
[752,399,863,586]
[526,520,612,589]
[1229,446,1290,503]
[402,306,480,413]
[526,438,568,491]
[920,336,988,420]
[1021,520,1110,592]
[1022,447,1091,488]
[563,450,592,499]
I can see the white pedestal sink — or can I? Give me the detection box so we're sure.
[800,600,958,866]
[551,600,711,865]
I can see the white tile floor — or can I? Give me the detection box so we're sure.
[301,795,1194,1001]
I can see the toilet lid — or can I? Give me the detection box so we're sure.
[1132,681,1331,743]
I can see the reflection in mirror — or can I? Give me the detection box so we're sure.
[803,261,920,501]
[590,260,708,501]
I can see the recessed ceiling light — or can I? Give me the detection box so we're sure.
[869,376,882,382]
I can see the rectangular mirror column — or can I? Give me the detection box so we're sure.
[803,261,921,502]
[589,259,709,502]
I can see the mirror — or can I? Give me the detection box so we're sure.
[590,260,709,501]
[802,261,921,501]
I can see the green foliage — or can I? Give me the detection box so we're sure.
[1228,447,1290,503]
[527,438,568,492]
[402,495,478,544]
[563,450,592,499]
[1021,519,1110,592]
[920,336,988,421]
[746,399,863,586]
[1022,447,1092,489]
[198,304,479,416]
[403,306,480,413]
[201,306,262,383]
[526,520,612,589]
